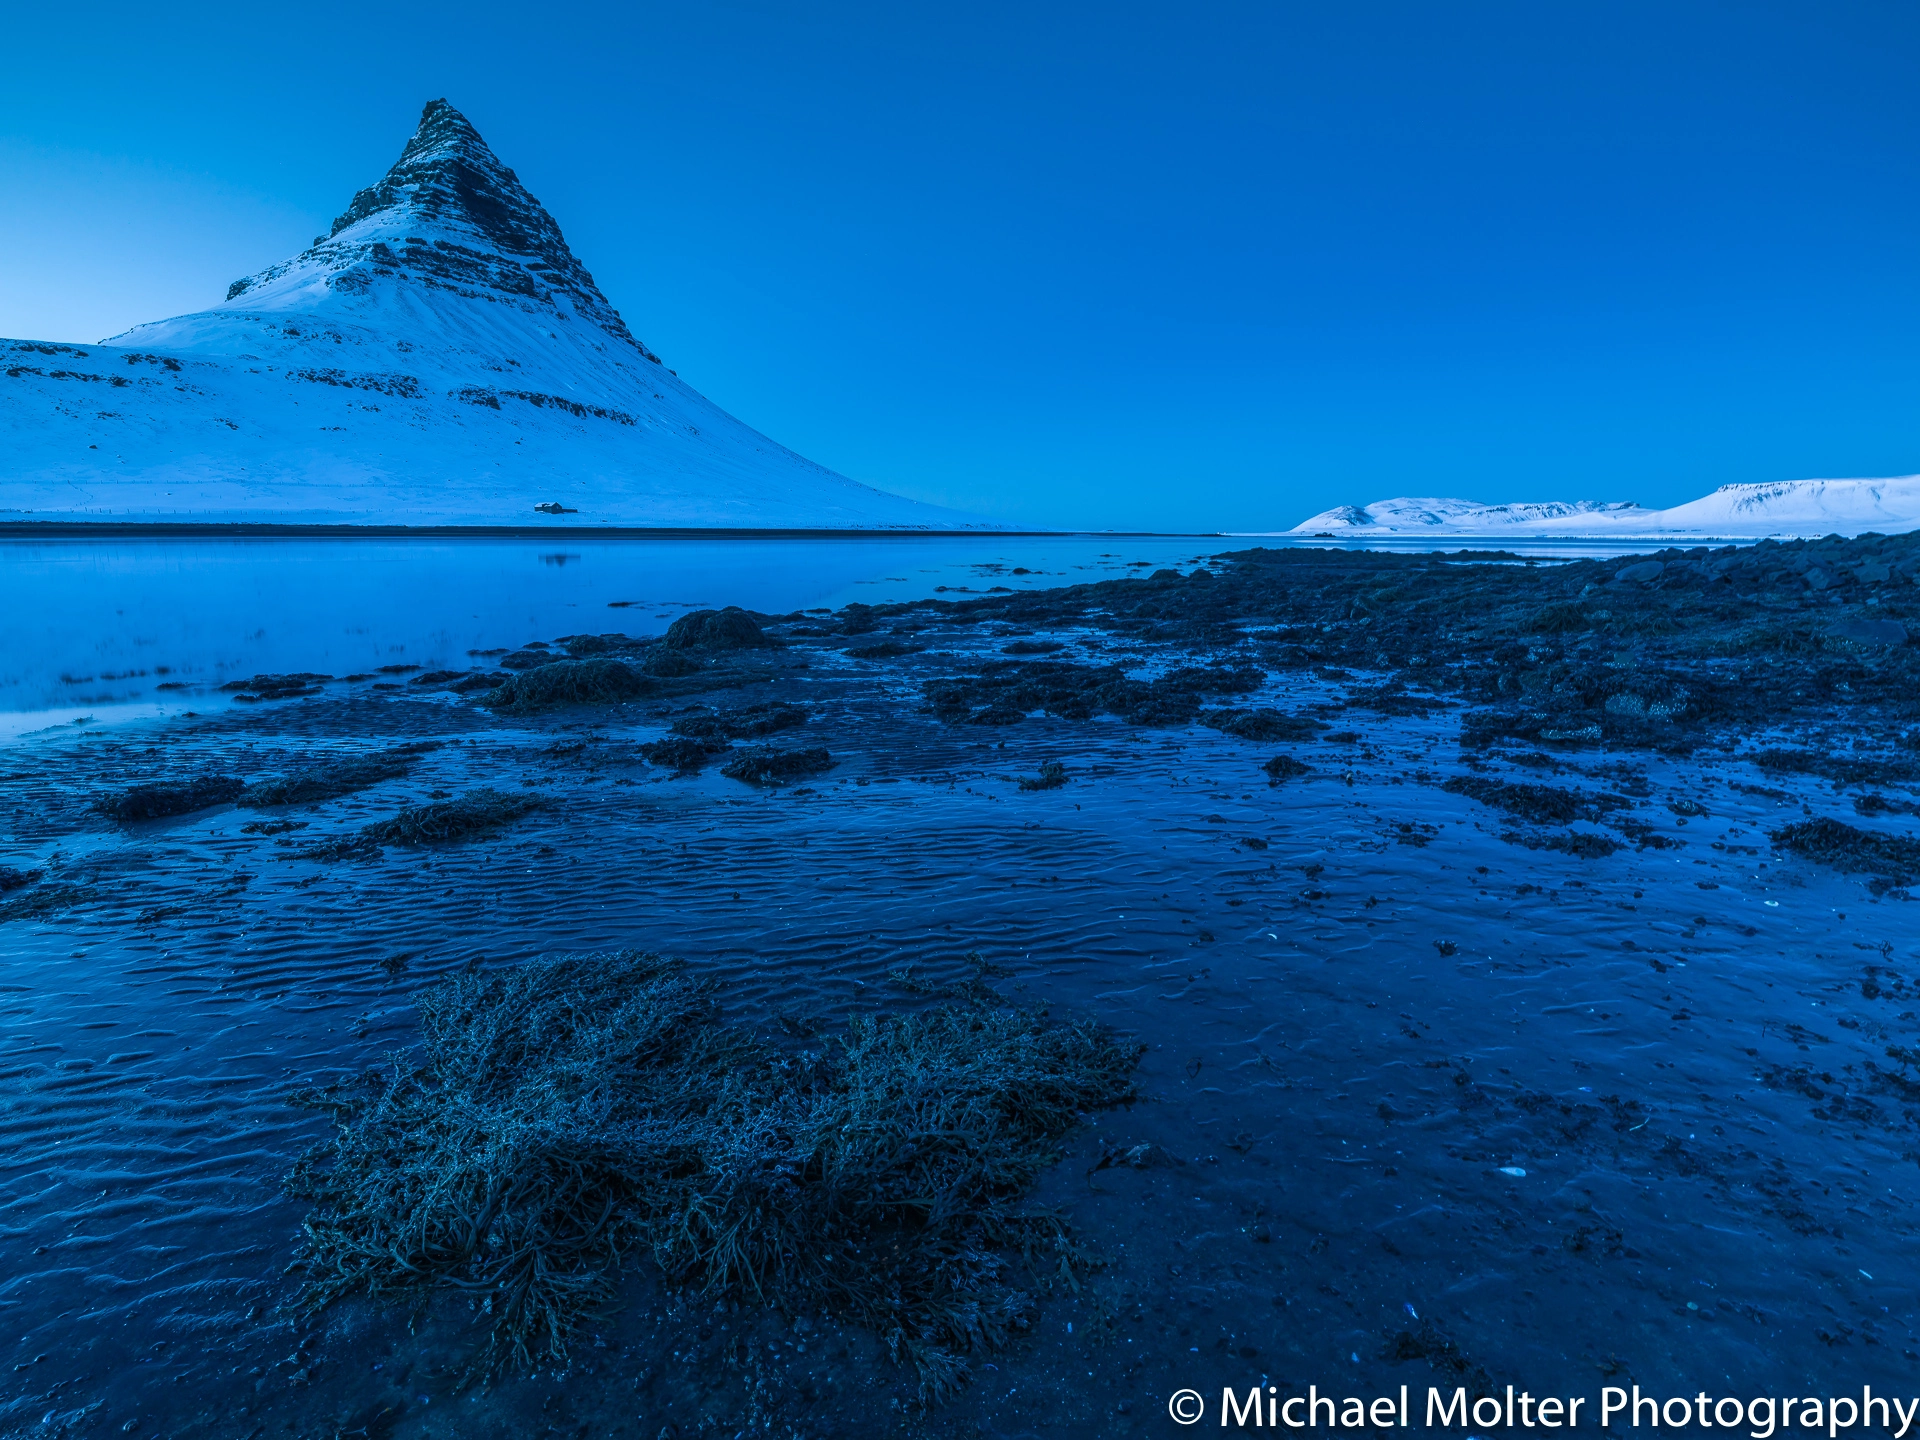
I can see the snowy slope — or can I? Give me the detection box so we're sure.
[1288,477,1920,539]
[0,100,991,529]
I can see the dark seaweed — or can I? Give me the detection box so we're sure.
[664,607,770,651]
[1442,775,1626,825]
[638,736,712,773]
[1017,761,1068,791]
[1262,755,1310,783]
[241,749,421,807]
[1202,707,1326,742]
[847,641,925,660]
[923,659,1263,729]
[1772,818,1920,882]
[1855,793,1920,818]
[0,883,86,922]
[1506,830,1623,859]
[483,659,655,713]
[97,773,245,821]
[636,646,703,677]
[795,530,1920,757]
[1754,750,1918,786]
[671,702,807,748]
[219,672,332,701]
[719,746,836,787]
[360,789,540,845]
[286,952,1140,1394]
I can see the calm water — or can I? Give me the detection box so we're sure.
[1,532,1681,736]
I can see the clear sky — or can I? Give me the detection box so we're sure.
[2,1,1915,531]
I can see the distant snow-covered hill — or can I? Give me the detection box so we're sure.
[0,100,991,529]
[1286,477,1920,539]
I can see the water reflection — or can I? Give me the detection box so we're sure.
[1,531,1684,733]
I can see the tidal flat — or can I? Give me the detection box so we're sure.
[2,532,1918,1438]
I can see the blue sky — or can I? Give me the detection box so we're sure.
[2,1,1915,530]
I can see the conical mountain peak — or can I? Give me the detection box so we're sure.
[218,98,650,355]
[327,99,547,252]
[39,101,988,529]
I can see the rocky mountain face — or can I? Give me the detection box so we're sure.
[1,100,987,529]
[226,99,654,360]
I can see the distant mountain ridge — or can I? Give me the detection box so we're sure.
[1287,477,1920,539]
[0,100,992,529]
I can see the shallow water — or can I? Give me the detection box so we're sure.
[3,534,1204,729]
[3,575,1914,1439]
[0,532,1677,734]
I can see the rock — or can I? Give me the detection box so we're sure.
[1613,560,1666,584]
[663,607,768,651]
[482,659,654,712]
[1829,617,1908,647]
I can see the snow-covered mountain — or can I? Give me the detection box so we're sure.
[1287,477,1920,539]
[0,100,990,529]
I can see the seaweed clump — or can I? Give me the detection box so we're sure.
[0,884,87,923]
[219,672,331,701]
[241,748,425,807]
[484,659,655,714]
[1202,708,1325,742]
[643,706,809,772]
[1018,761,1068,791]
[923,659,1263,729]
[286,952,1141,1395]
[848,640,925,660]
[0,866,41,893]
[719,746,836,786]
[639,735,712,773]
[1772,818,1920,884]
[671,702,807,747]
[664,607,770,651]
[1441,775,1625,825]
[362,789,540,845]
[1505,830,1621,859]
[1262,755,1310,784]
[97,773,245,821]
